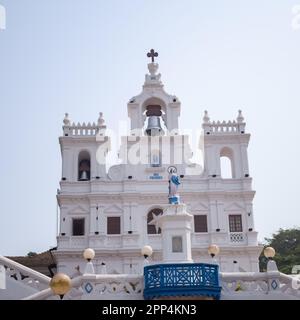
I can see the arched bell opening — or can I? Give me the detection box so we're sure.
[220,147,235,178]
[78,150,91,181]
[143,105,166,136]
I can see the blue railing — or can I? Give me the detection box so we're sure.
[144,263,221,300]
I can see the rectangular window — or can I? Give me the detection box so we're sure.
[72,218,85,236]
[172,236,183,253]
[229,215,243,232]
[107,216,121,234]
[194,215,208,233]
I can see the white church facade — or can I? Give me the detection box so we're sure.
[1,50,299,300]
[54,50,261,276]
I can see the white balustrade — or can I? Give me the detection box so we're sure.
[203,120,246,135]
[24,274,144,300]
[70,236,88,248]
[192,233,210,245]
[80,274,143,300]
[19,269,300,300]
[63,122,104,137]
[220,272,300,299]
[57,236,88,249]
[0,256,50,292]
[230,232,245,243]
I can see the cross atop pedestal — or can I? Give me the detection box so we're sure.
[147,49,158,63]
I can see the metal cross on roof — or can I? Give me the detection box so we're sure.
[147,49,158,63]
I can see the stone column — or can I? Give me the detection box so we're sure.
[60,205,68,235]
[240,143,249,176]
[245,202,254,230]
[89,204,97,235]
[216,200,224,231]
[98,205,105,234]
[209,200,219,232]
[123,204,131,233]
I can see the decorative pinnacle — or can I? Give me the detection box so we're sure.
[98,112,105,126]
[237,110,244,123]
[63,113,70,126]
[147,49,158,63]
[203,110,210,123]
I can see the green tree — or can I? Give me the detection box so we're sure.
[259,228,300,274]
[27,251,37,257]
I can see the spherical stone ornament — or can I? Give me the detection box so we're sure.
[208,244,220,256]
[83,248,95,261]
[50,273,71,296]
[264,246,276,258]
[141,245,153,258]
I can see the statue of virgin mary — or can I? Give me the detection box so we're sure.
[168,167,180,204]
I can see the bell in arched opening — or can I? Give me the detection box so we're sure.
[79,170,88,181]
[78,159,90,181]
[145,116,165,136]
[144,105,165,136]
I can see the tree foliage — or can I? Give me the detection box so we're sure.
[27,251,37,257]
[259,228,300,274]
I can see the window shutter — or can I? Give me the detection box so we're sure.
[229,215,243,232]
[72,218,85,236]
[194,215,208,233]
[107,217,121,234]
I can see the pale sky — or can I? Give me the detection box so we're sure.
[0,0,299,256]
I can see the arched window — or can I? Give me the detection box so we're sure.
[220,157,232,178]
[220,147,235,178]
[147,208,163,234]
[78,151,91,181]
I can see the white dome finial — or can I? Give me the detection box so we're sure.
[98,112,105,126]
[148,62,159,76]
[63,113,70,126]
[203,110,210,123]
[237,110,244,123]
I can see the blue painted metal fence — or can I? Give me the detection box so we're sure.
[144,263,221,300]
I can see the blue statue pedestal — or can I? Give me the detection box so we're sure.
[168,196,180,205]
